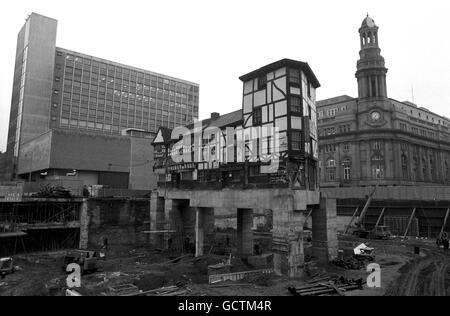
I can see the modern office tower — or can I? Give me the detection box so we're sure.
[3,13,199,189]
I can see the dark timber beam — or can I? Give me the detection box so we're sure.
[439,208,450,238]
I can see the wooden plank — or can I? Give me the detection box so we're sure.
[440,208,450,238]
[403,208,417,239]
[375,207,386,228]
[344,207,359,234]
[209,269,274,284]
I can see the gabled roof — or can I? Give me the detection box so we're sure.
[207,110,243,129]
[239,58,320,88]
[152,127,172,145]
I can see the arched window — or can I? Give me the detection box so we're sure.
[326,159,336,181]
[371,155,385,179]
[401,154,408,180]
[342,158,351,181]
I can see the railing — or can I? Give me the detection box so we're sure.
[93,189,151,198]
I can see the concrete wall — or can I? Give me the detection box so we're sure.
[82,199,150,249]
[50,130,131,173]
[18,129,158,190]
[163,188,320,211]
[129,137,156,190]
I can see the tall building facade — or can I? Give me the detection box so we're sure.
[317,15,450,187]
[3,13,199,187]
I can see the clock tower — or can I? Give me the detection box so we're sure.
[355,15,392,129]
[356,15,388,100]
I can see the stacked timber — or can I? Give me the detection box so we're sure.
[288,277,364,296]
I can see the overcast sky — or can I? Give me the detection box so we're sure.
[1,0,449,152]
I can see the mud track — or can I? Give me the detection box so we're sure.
[386,251,449,296]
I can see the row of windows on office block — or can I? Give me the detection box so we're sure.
[60,71,198,102]
[58,78,197,107]
[58,91,196,114]
[58,104,193,121]
[59,116,179,132]
[56,51,199,93]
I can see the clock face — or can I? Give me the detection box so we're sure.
[371,111,381,121]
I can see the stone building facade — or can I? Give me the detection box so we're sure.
[317,15,450,187]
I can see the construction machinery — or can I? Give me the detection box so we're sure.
[0,257,15,278]
[345,185,381,238]
[62,250,102,275]
[369,225,392,240]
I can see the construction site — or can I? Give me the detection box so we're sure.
[0,182,449,297]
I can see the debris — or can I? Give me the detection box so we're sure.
[332,255,373,270]
[209,283,254,288]
[162,254,193,265]
[108,283,140,296]
[209,269,274,284]
[354,243,374,255]
[124,285,190,297]
[33,184,73,198]
[66,289,83,296]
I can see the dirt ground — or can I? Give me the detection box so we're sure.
[0,237,448,296]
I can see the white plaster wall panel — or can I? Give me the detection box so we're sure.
[275,67,286,78]
[243,94,253,114]
[269,104,274,122]
[275,117,288,131]
[244,81,253,95]
[267,72,274,81]
[291,87,301,95]
[272,78,287,102]
[275,101,287,117]
[273,86,284,103]
[262,105,268,123]
[254,90,266,107]
[291,116,303,130]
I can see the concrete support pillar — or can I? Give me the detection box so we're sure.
[237,209,254,255]
[79,199,89,250]
[149,192,165,248]
[164,198,174,250]
[272,198,305,278]
[312,197,338,263]
[195,208,204,257]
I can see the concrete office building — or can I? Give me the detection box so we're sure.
[3,13,199,189]
[317,15,450,187]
